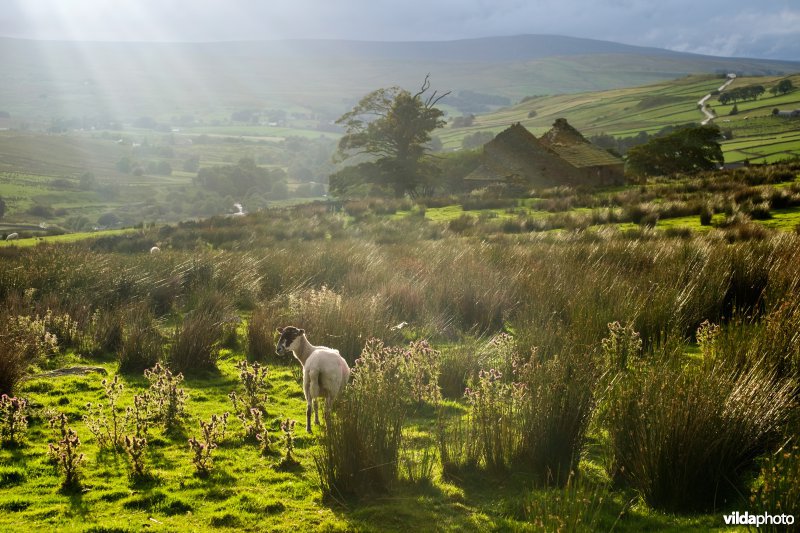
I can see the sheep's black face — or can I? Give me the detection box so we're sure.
[276,326,303,356]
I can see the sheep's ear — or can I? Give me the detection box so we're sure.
[299,329,305,335]
[276,327,284,334]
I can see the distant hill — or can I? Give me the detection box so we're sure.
[1,35,799,127]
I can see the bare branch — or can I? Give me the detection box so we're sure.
[426,90,451,108]
[413,74,432,100]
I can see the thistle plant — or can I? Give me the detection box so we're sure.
[125,392,151,440]
[229,393,266,442]
[601,321,642,372]
[402,340,441,405]
[144,363,187,431]
[278,418,298,467]
[252,408,271,456]
[229,360,269,441]
[83,375,125,450]
[0,394,28,448]
[235,360,269,412]
[123,435,148,480]
[47,413,85,491]
[188,413,228,476]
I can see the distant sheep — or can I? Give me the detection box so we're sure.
[275,326,350,433]
[5,233,18,241]
[149,246,160,254]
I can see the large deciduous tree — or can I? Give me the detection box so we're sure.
[331,76,449,197]
[625,125,724,178]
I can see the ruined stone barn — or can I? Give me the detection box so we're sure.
[464,119,625,189]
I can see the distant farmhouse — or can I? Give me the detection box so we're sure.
[773,109,800,118]
[465,119,625,189]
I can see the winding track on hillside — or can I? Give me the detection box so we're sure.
[698,74,737,125]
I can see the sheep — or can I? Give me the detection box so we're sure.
[275,326,350,433]
[6,233,18,241]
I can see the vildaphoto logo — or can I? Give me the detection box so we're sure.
[723,511,795,527]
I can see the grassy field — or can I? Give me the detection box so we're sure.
[437,73,800,163]
[1,163,800,531]
[0,354,724,532]
[0,128,336,231]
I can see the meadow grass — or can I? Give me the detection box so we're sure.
[2,168,800,529]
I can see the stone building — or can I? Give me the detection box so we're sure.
[464,119,625,189]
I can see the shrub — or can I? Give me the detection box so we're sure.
[749,202,772,220]
[47,413,86,491]
[456,368,520,472]
[447,214,476,234]
[441,344,598,483]
[0,314,58,394]
[315,339,413,498]
[0,395,28,447]
[513,351,599,482]
[699,204,713,226]
[168,292,230,373]
[751,444,800,519]
[246,306,278,361]
[286,286,393,365]
[86,308,124,356]
[144,363,187,432]
[605,360,795,512]
[118,307,163,374]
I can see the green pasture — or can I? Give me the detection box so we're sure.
[0,228,137,247]
[0,350,728,532]
[438,73,800,163]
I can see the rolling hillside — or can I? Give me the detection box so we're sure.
[1,35,799,129]
[439,73,800,164]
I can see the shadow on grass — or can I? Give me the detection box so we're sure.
[326,478,491,532]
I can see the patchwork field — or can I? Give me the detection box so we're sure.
[438,73,800,164]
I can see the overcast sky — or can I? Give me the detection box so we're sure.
[1,0,799,60]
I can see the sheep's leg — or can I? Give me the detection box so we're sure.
[323,396,333,426]
[304,377,314,433]
[314,398,320,425]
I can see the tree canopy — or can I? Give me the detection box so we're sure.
[331,76,448,197]
[770,79,795,96]
[194,158,286,197]
[625,125,724,178]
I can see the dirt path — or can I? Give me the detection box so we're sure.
[698,74,736,125]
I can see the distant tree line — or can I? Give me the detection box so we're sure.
[194,158,287,198]
[626,125,724,178]
[718,85,765,105]
[589,124,696,156]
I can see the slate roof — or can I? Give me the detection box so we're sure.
[538,118,624,168]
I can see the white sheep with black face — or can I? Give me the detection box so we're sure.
[276,326,350,433]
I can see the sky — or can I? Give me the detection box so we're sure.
[1,0,799,60]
